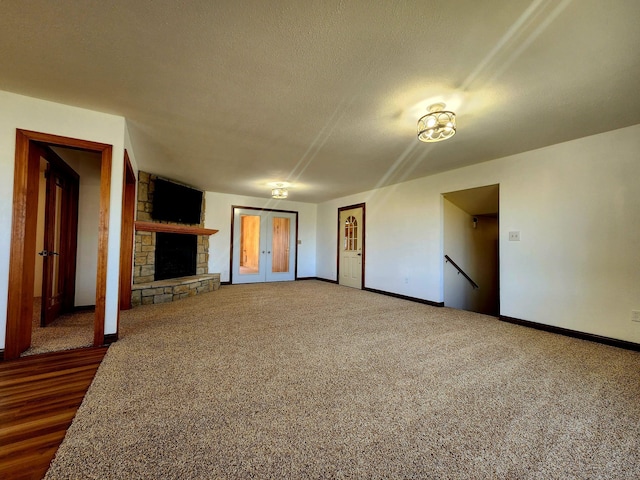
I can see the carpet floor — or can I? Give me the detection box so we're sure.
[44,281,640,479]
[22,298,93,357]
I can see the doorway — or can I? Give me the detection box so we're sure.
[5,130,113,360]
[338,203,365,289]
[35,145,81,328]
[442,184,499,316]
[231,207,298,284]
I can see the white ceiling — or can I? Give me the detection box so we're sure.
[1,1,639,203]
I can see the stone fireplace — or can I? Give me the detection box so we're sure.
[131,172,220,306]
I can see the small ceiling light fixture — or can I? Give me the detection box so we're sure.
[271,183,288,199]
[417,103,456,142]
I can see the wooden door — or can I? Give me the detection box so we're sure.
[339,205,364,289]
[40,148,80,326]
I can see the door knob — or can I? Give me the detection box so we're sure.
[38,250,48,257]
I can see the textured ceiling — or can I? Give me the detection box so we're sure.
[1,0,639,203]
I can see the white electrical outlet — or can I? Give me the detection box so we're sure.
[632,310,640,323]
[509,231,520,241]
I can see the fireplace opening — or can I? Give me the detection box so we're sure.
[155,232,197,281]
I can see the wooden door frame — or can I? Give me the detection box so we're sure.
[337,203,366,289]
[118,150,136,313]
[5,129,112,360]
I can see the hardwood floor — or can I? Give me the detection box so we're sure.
[0,346,108,480]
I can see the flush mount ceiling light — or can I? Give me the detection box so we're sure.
[417,103,456,142]
[271,183,288,199]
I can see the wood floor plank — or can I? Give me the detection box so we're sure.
[0,346,107,480]
[1,369,99,400]
[0,390,88,422]
[0,363,102,388]
[0,348,107,378]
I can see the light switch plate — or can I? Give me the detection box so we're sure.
[509,231,520,241]
[632,310,640,322]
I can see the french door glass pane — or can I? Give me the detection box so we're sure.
[271,217,290,273]
[240,215,260,275]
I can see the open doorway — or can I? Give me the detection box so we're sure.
[5,130,113,360]
[24,144,97,356]
[443,185,499,316]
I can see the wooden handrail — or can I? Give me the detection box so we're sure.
[444,255,479,289]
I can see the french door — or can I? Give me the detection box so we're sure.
[232,208,297,284]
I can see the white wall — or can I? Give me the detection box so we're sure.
[124,123,140,178]
[0,90,127,347]
[74,155,102,306]
[204,192,317,282]
[317,124,640,344]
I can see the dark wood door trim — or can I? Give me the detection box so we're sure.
[336,203,366,289]
[5,129,112,360]
[118,150,136,313]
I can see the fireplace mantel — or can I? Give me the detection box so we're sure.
[134,221,218,236]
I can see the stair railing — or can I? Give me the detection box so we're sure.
[444,255,479,289]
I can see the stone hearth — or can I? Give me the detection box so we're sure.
[131,273,220,306]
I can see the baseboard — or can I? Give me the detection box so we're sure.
[224,278,326,284]
[363,287,444,307]
[74,305,96,312]
[0,350,4,361]
[313,277,338,284]
[103,333,118,345]
[500,315,640,352]
[298,278,443,306]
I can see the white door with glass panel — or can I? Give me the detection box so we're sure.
[232,208,297,284]
[339,207,363,289]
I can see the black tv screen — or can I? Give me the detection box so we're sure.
[152,179,203,224]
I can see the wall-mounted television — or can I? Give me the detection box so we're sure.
[152,178,203,225]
